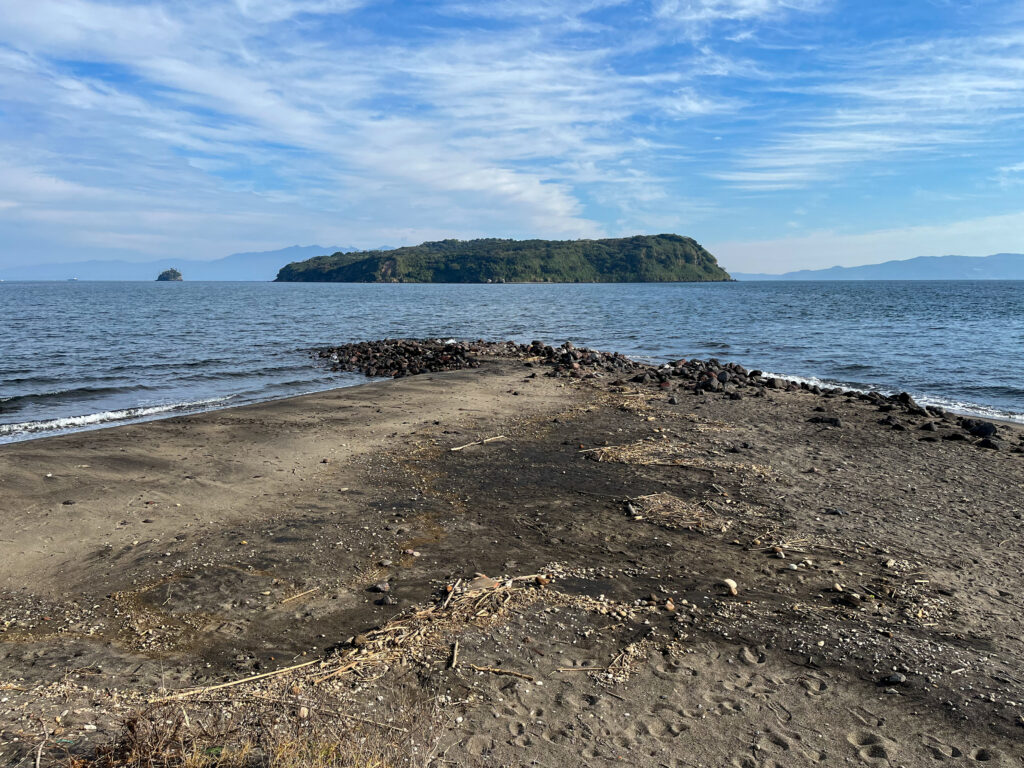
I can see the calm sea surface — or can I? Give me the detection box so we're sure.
[1,280,1021,443]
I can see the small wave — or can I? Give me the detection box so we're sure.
[0,396,234,437]
[836,363,873,372]
[699,341,731,349]
[0,384,147,408]
[761,371,1024,424]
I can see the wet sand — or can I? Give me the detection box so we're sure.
[1,353,1023,766]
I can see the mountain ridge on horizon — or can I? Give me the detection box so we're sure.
[0,245,392,281]
[734,252,1024,281]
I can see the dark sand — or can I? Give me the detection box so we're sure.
[1,355,1023,766]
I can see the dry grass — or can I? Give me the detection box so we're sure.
[65,575,552,768]
[585,438,774,479]
[628,492,733,533]
[70,689,431,768]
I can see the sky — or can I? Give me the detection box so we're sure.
[1,0,1023,273]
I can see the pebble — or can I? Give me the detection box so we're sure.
[880,673,907,686]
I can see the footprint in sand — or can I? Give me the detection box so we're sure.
[922,735,964,760]
[798,675,829,696]
[540,725,570,745]
[653,660,699,680]
[646,706,692,739]
[702,689,745,714]
[740,645,768,665]
[968,747,1001,763]
[846,730,896,765]
[464,734,495,756]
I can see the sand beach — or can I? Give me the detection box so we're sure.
[1,342,1022,767]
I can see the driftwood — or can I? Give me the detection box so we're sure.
[468,664,534,681]
[450,435,506,452]
[450,640,460,669]
[154,658,322,702]
[281,586,319,604]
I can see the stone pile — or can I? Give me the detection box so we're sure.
[315,339,486,378]
[522,340,646,378]
[312,338,1017,452]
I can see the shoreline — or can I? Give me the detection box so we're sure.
[4,341,1023,446]
[1,341,1022,765]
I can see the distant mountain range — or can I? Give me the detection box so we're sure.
[733,252,1024,280]
[0,245,389,281]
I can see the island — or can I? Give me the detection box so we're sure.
[156,268,183,281]
[274,234,731,283]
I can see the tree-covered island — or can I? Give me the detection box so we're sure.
[156,268,183,281]
[274,235,731,283]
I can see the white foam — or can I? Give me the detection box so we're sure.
[761,371,1024,424]
[0,396,233,437]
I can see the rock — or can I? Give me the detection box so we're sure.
[879,673,907,686]
[371,582,390,593]
[808,415,842,427]
[963,419,998,438]
[943,432,968,442]
[468,574,500,590]
[668,396,678,405]
[976,438,1001,450]
[919,421,938,431]
[823,507,848,516]
[838,592,862,608]
[721,578,738,596]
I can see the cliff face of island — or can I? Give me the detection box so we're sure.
[274,234,731,283]
[156,268,183,281]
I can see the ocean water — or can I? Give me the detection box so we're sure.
[1,280,1021,443]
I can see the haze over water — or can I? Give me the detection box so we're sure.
[1,280,1022,443]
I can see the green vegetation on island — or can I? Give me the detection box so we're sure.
[156,268,183,281]
[274,235,731,283]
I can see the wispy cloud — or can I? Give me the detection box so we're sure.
[0,0,1022,268]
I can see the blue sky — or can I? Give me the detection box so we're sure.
[1,0,1023,273]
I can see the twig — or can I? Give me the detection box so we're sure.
[450,435,506,452]
[153,658,322,701]
[556,667,606,672]
[441,578,462,610]
[468,664,534,681]
[450,640,459,669]
[311,660,358,685]
[34,723,47,768]
[281,586,319,604]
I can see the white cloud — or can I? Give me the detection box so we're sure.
[714,29,1024,189]
[234,0,368,22]
[654,0,825,23]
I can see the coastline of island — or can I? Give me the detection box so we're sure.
[274,234,732,283]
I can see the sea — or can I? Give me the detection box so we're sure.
[1,280,1022,444]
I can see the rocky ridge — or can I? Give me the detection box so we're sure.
[315,338,1022,453]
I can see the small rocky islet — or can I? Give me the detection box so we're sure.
[315,338,1021,452]
[156,268,183,281]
